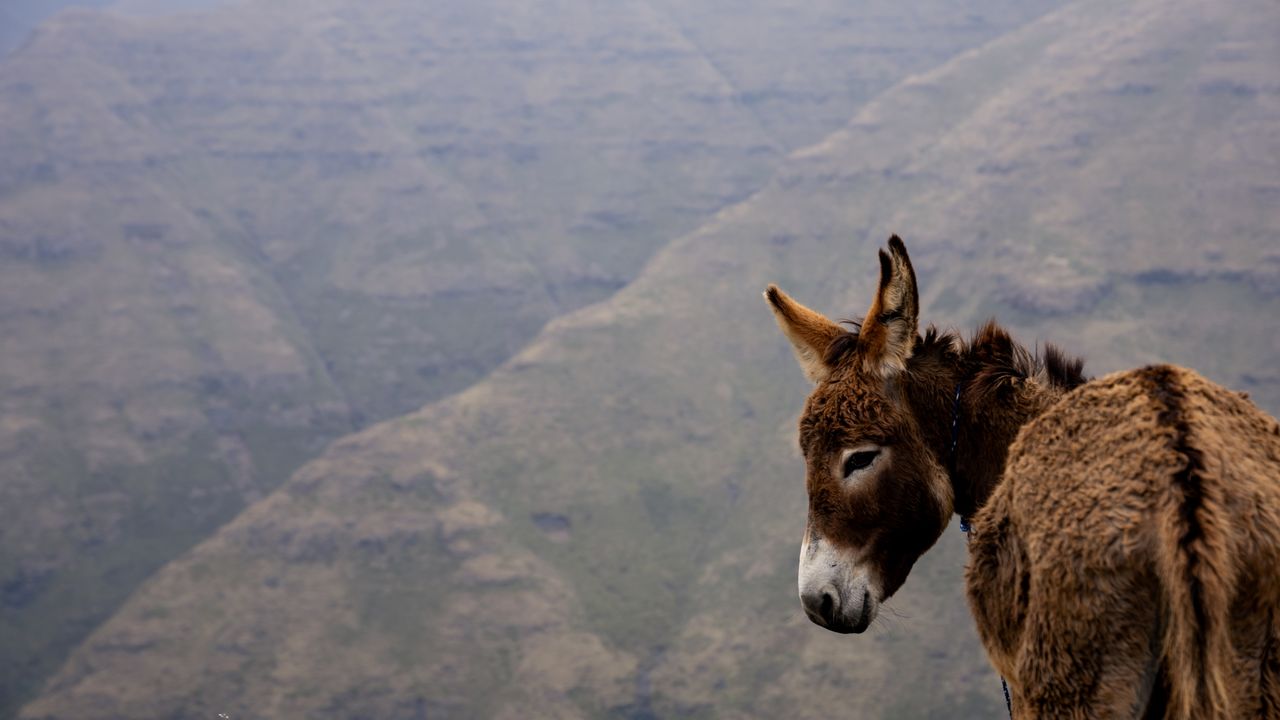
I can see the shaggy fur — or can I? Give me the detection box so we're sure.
[767,237,1280,718]
[968,364,1280,718]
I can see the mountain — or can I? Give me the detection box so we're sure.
[0,1,226,57]
[19,0,1279,717]
[0,0,1066,715]
[1,1,108,57]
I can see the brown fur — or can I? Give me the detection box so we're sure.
[766,237,1280,718]
[970,365,1280,719]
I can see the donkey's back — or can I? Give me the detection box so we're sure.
[967,364,1280,719]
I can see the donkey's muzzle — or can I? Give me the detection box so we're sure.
[800,583,873,634]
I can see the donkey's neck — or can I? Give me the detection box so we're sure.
[950,370,1066,521]
[904,323,1085,522]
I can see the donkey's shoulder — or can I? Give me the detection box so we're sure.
[1011,363,1277,475]
[1007,363,1236,468]
[998,364,1279,553]
[996,366,1198,551]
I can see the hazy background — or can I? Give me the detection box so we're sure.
[1,0,1277,718]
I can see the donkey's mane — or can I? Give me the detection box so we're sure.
[820,320,1087,396]
[967,321,1087,398]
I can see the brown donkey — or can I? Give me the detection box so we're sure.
[765,236,1280,719]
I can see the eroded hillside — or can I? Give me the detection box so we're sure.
[19,0,1279,717]
[0,0,1066,714]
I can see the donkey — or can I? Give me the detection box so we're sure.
[765,236,1280,719]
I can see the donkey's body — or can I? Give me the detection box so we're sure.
[970,364,1280,718]
[971,364,1280,718]
[766,237,1280,719]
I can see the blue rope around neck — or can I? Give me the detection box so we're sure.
[951,381,970,533]
[951,379,1013,719]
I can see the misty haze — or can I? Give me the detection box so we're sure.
[1,0,1278,718]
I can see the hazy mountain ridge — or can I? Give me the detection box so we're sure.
[0,1,107,57]
[0,0,1069,714]
[0,0,225,57]
[20,0,1279,717]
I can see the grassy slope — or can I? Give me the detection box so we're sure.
[0,0,1066,715]
[20,0,1280,717]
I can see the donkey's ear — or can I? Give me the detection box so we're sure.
[858,235,919,377]
[764,285,845,384]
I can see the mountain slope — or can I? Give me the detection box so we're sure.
[0,0,1071,714]
[0,1,108,57]
[24,0,1280,716]
[0,1,227,58]
[15,1,1280,720]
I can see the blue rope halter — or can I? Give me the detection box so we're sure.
[950,379,1013,718]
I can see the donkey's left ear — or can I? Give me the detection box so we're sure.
[858,235,919,377]
[764,284,845,384]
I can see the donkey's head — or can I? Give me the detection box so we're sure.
[765,236,954,633]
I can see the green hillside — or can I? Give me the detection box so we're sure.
[19,0,1279,717]
[0,0,1065,715]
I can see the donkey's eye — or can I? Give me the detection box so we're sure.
[841,450,880,478]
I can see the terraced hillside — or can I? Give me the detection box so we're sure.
[19,0,1279,717]
[0,0,1066,714]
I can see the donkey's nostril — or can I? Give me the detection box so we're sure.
[819,588,838,626]
[800,583,841,628]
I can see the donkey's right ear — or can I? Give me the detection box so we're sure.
[764,285,845,384]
